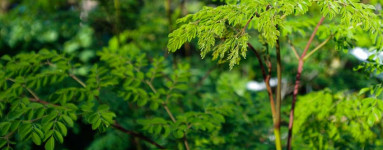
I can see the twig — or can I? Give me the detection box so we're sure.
[194,65,217,89]
[29,98,56,106]
[287,16,326,150]
[145,81,158,94]
[163,104,177,123]
[69,74,87,88]
[247,43,276,122]
[183,135,190,150]
[301,17,326,58]
[242,11,259,32]
[112,123,166,149]
[166,0,172,31]
[67,74,165,148]
[145,80,190,150]
[303,35,332,60]
[287,38,300,60]
[247,43,267,81]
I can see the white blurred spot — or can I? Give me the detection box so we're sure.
[351,47,370,61]
[247,78,279,91]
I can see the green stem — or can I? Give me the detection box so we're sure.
[275,32,282,150]
[288,38,300,60]
[113,0,121,42]
[303,36,332,61]
[165,0,172,31]
[274,128,282,150]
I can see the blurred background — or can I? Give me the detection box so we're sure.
[1,0,383,149]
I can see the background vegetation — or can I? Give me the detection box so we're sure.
[0,0,383,149]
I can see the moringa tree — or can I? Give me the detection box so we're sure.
[168,0,383,149]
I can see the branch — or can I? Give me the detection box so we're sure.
[112,123,165,149]
[29,98,57,106]
[287,38,300,60]
[303,35,332,60]
[242,11,259,32]
[69,74,87,88]
[247,43,267,80]
[67,74,165,149]
[300,17,326,59]
[194,65,217,89]
[7,78,55,106]
[166,0,172,31]
[145,80,190,150]
[247,43,276,122]
[287,16,326,150]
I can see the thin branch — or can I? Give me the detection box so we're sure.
[26,87,40,101]
[7,78,53,106]
[112,123,166,149]
[287,38,300,60]
[166,0,172,31]
[247,43,267,80]
[183,134,190,150]
[303,35,332,60]
[69,74,87,88]
[194,65,217,89]
[300,17,326,58]
[242,11,259,32]
[8,78,165,149]
[145,81,158,94]
[145,80,177,122]
[145,79,190,150]
[280,14,287,20]
[163,104,177,123]
[67,74,165,148]
[247,43,276,121]
[287,16,326,150]
[29,98,56,106]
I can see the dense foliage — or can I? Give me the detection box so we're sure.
[1,0,383,149]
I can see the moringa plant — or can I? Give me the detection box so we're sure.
[0,33,232,150]
[168,0,383,149]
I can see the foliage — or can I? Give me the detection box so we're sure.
[294,87,383,149]
[168,0,383,69]
[1,0,383,149]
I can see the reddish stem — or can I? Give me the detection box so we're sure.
[248,43,276,122]
[287,16,325,150]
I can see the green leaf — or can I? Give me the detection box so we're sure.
[0,122,11,136]
[163,126,170,138]
[1,55,11,61]
[150,102,159,110]
[56,122,67,136]
[32,132,42,145]
[359,87,371,95]
[43,130,54,141]
[54,131,63,144]
[19,123,32,140]
[42,112,57,123]
[97,105,109,111]
[34,128,44,139]
[43,122,54,132]
[0,140,6,148]
[45,137,55,150]
[62,115,74,127]
[174,130,184,139]
[9,121,20,132]
[92,119,101,130]
[27,109,35,120]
